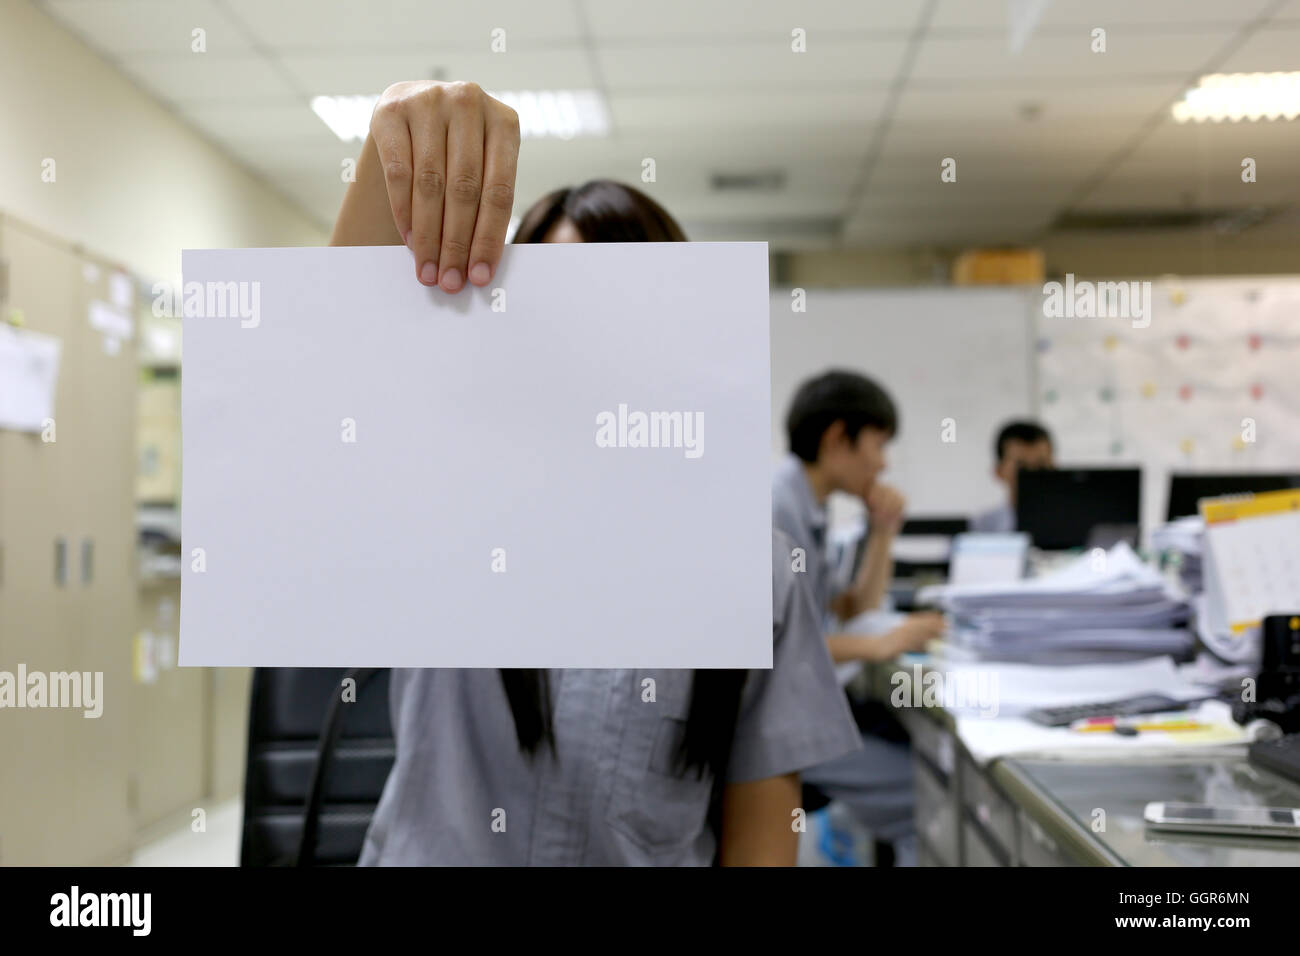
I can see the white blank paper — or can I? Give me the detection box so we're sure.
[180,242,772,668]
[0,326,61,433]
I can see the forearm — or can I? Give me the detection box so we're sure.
[718,774,801,866]
[826,630,900,664]
[841,530,894,618]
[330,132,405,247]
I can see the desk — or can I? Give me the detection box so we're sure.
[859,662,1300,866]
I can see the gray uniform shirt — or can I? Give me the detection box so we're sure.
[971,502,1015,534]
[772,454,833,617]
[357,528,860,866]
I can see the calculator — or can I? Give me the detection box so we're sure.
[1024,693,1191,727]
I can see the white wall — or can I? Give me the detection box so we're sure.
[771,287,1037,528]
[0,0,325,283]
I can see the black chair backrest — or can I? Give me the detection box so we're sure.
[240,667,394,866]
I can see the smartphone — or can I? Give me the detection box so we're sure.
[1143,802,1300,837]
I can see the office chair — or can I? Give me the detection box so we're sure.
[240,667,394,866]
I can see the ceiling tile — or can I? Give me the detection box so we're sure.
[912,29,1232,82]
[881,116,1144,160]
[597,38,906,91]
[893,79,1186,123]
[118,54,298,103]
[585,0,926,38]
[1274,0,1300,21]
[1216,23,1300,71]
[842,211,1055,247]
[40,0,252,55]
[222,0,583,50]
[276,50,596,96]
[931,0,1277,32]
[608,89,891,131]
[1077,117,1300,207]
[178,102,340,144]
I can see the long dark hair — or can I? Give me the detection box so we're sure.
[501,180,747,784]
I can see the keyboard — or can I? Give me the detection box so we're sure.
[1249,734,1300,786]
[1024,693,1191,727]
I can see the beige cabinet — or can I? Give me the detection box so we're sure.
[0,216,134,864]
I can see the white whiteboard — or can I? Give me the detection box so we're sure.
[770,287,1037,527]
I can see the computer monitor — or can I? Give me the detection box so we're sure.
[1166,472,1300,520]
[1016,467,1141,550]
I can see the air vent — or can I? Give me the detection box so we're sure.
[709,170,786,192]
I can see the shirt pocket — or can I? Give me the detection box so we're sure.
[606,703,715,854]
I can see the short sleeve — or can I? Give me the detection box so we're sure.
[725,530,862,783]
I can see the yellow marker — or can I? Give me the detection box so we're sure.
[1131,721,1209,732]
[1069,717,1213,734]
[1141,382,1157,398]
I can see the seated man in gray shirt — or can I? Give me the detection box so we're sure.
[971,420,1055,533]
[773,370,945,866]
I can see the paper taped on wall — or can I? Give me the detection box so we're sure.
[0,325,61,433]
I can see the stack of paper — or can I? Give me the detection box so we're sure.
[956,700,1252,766]
[919,543,1193,664]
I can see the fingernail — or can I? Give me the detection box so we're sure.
[469,262,490,285]
[440,268,462,292]
[420,261,438,284]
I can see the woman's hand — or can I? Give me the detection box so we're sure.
[330,81,521,294]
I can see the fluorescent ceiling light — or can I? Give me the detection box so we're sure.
[311,90,609,142]
[310,94,379,142]
[1171,72,1300,123]
[491,89,609,140]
